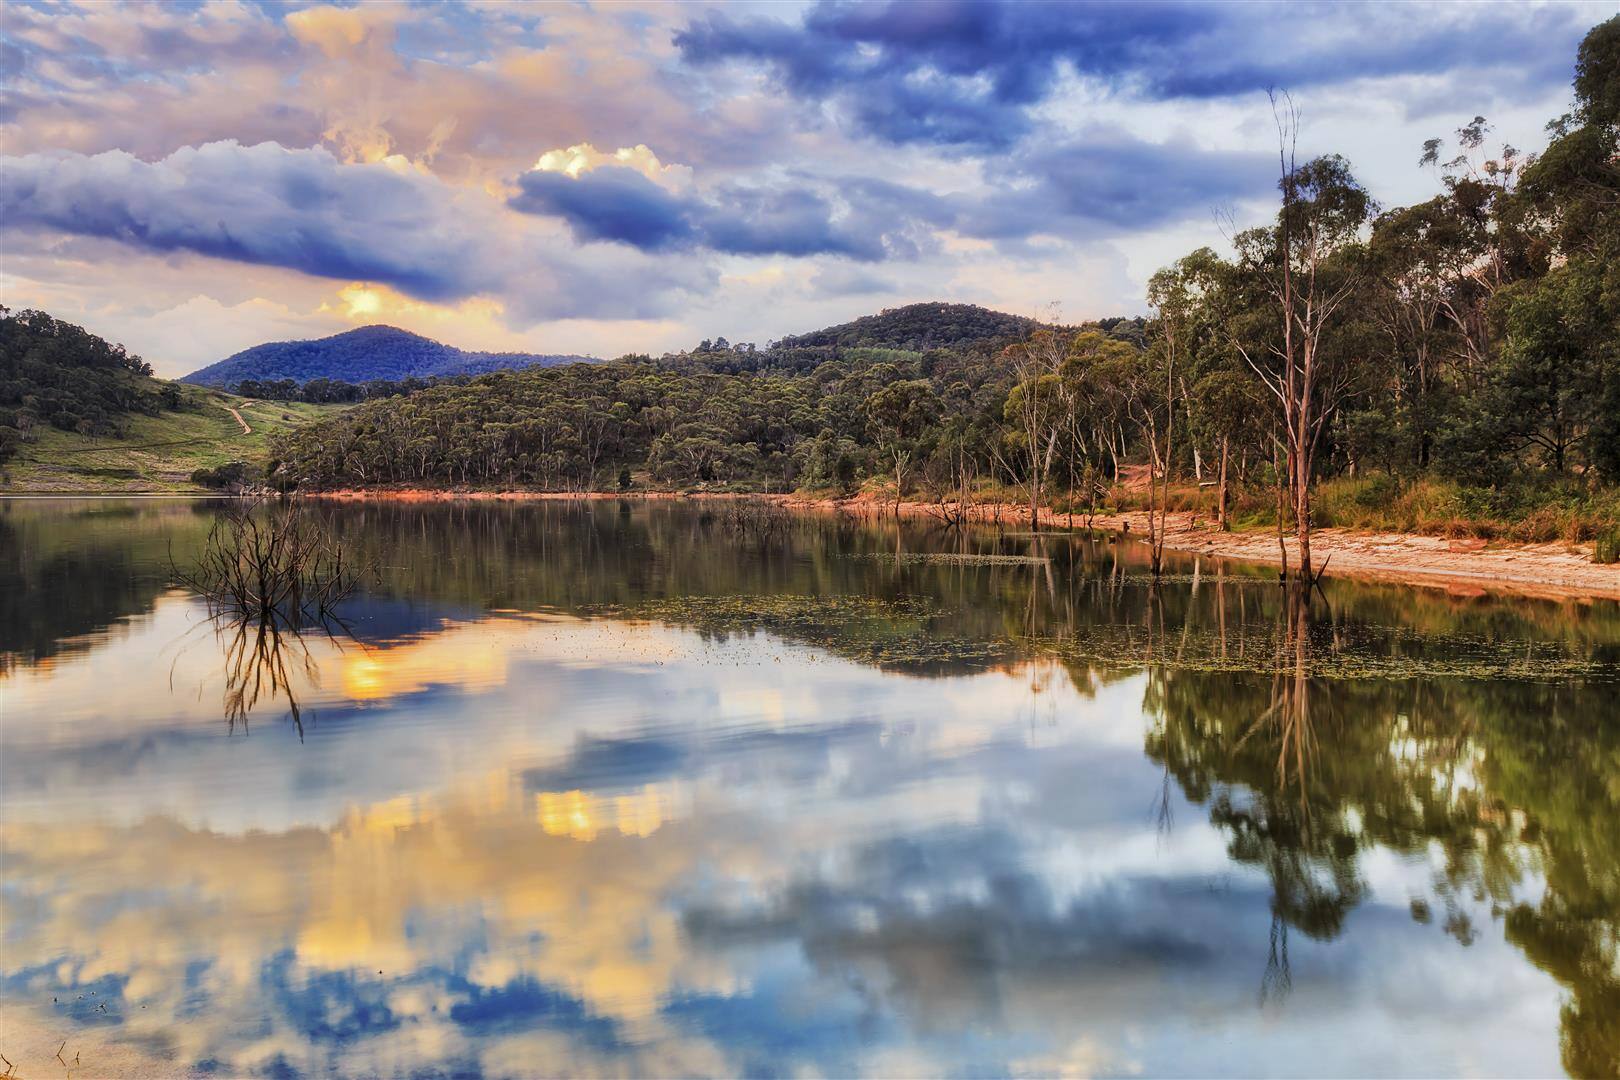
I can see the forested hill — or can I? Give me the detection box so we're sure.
[182,325,591,387]
[773,302,1041,350]
[1,307,182,462]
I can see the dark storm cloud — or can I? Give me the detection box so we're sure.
[0,140,716,321]
[511,166,699,250]
[512,128,1270,260]
[0,141,492,300]
[676,0,1593,149]
[511,166,894,260]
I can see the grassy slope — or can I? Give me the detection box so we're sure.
[0,385,341,493]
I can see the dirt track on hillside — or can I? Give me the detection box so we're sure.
[224,401,252,435]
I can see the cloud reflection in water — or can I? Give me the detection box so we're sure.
[0,589,1570,1077]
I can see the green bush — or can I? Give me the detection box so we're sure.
[1596,527,1620,565]
[1353,473,1401,509]
[190,460,262,491]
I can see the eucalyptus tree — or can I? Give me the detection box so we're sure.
[1501,13,1620,480]
[1365,200,1462,470]
[864,378,941,513]
[1000,329,1070,529]
[1234,110,1375,582]
[1417,115,1540,386]
[1141,267,1203,575]
[1059,330,1139,525]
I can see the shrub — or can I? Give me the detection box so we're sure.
[1353,473,1401,509]
[1596,527,1620,565]
[190,460,262,491]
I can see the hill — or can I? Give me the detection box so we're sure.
[2,387,341,493]
[182,325,592,387]
[1,307,181,460]
[0,308,342,492]
[773,302,1038,351]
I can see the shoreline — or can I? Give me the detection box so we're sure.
[299,487,1620,602]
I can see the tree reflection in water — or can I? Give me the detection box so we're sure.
[1143,581,1618,1075]
[216,614,329,739]
[169,502,367,740]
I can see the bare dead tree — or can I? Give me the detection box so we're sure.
[172,500,363,621]
[1235,91,1371,585]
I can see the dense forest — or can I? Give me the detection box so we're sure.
[272,20,1620,565]
[0,306,185,463]
[269,330,1035,493]
[182,324,589,387]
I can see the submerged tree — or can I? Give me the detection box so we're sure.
[173,502,362,622]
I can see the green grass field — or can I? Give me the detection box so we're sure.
[0,386,341,493]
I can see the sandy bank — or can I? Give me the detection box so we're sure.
[306,488,1620,602]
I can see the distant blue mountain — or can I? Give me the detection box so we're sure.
[181,324,592,387]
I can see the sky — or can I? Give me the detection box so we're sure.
[0,0,1610,377]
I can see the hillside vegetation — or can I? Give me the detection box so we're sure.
[1,307,182,460]
[4,387,338,493]
[773,301,1042,351]
[264,319,1106,493]
[0,308,340,493]
[183,324,591,387]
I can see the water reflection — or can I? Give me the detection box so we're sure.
[0,499,1616,1077]
[214,613,368,739]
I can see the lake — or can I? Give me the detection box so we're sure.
[2,497,1617,1078]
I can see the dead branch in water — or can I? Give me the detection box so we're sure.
[173,500,364,621]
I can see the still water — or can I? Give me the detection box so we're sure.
[2,498,1617,1078]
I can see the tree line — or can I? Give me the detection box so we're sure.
[226,375,447,405]
[271,20,1618,566]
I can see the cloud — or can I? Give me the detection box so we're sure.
[510,122,1269,265]
[0,2,782,185]
[510,166,894,261]
[0,141,490,299]
[0,139,713,325]
[1,0,1602,365]
[810,265,893,299]
[675,1,1595,149]
[511,165,697,251]
[703,184,882,259]
[961,130,1274,238]
[532,142,693,189]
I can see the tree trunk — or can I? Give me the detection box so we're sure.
[1273,442,1290,583]
[1217,437,1230,531]
[1295,478,1313,584]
